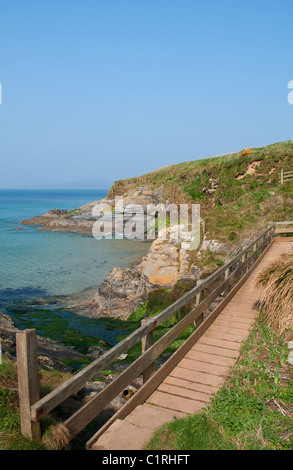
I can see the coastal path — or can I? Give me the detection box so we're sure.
[15,224,293,450]
[89,234,292,449]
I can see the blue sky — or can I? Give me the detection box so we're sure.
[0,0,293,188]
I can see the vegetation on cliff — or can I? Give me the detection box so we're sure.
[108,140,293,243]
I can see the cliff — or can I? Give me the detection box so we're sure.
[22,140,293,319]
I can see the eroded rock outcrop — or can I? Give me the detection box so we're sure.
[0,311,84,371]
[70,266,154,320]
[22,185,229,320]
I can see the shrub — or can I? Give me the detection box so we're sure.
[255,251,293,333]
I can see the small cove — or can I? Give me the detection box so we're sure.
[0,189,151,359]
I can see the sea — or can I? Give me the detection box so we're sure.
[0,189,151,356]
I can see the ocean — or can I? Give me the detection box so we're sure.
[0,189,150,355]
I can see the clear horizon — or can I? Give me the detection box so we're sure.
[0,1,293,189]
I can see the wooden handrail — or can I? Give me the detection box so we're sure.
[280,169,293,184]
[274,221,293,235]
[17,225,275,442]
[64,244,265,439]
[275,221,293,225]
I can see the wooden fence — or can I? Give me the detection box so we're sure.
[280,169,293,184]
[16,225,276,445]
[275,221,293,235]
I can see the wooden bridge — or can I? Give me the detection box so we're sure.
[15,223,293,450]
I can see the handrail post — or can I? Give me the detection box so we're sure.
[141,318,154,383]
[223,266,232,297]
[194,280,204,329]
[16,329,41,441]
[241,252,247,274]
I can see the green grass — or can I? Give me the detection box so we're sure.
[0,359,45,450]
[0,358,73,450]
[146,315,293,450]
[107,140,293,244]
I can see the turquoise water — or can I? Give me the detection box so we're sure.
[0,190,150,352]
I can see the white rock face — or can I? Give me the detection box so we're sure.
[199,236,227,255]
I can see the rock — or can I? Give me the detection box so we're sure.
[140,238,180,288]
[20,187,223,320]
[202,174,219,196]
[88,345,106,359]
[199,236,227,255]
[70,266,154,319]
[191,265,201,279]
[21,187,165,236]
[117,353,128,360]
[288,351,293,365]
[0,311,84,372]
[140,225,198,288]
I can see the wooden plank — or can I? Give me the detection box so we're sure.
[147,390,206,415]
[198,336,241,351]
[185,349,236,367]
[206,324,249,338]
[178,358,230,377]
[208,324,251,336]
[157,383,212,403]
[220,310,257,320]
[218,312,256,323]
[163,376,219,395]
[275,221,293,225]
[16,330,41,441]
[213,319,254,330]
[204,330,244,343]
[170,367,225,388]
[227,299,257,307]
[190,342,239,358]
[275,228,293,234]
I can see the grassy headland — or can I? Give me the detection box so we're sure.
[1,140,293,449]
[108,140,293,243]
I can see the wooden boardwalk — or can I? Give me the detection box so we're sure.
[91,239,292,450]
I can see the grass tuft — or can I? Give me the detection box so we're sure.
[255,251,293,333]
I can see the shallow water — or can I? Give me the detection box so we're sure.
[0,189,150,351]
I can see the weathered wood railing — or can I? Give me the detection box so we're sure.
[16,225,275,444]
[275,221,293,235]
[280,169,293,184]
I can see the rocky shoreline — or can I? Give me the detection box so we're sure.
[0,311,83,371]
[21,186,229,320]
